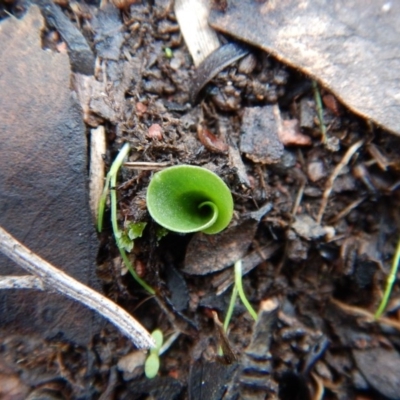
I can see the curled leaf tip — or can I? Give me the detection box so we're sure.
[146,165,234,234]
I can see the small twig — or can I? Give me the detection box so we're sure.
[331,297,400,332]
[311,372,325,400]
[327,197,366,224]
[124,161,170,170]
[317,139,364,224]
[0,225,155,349]
[0,275,44,290]
[312,80,327,143]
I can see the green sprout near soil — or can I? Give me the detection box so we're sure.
[144,330,180,379]
[219,259,257,356]
[144,329,163,379]
[224,259,258,324]
[375,237,400,318]
[97,143,155,295]
[146,165,234,234]
[164,47,173,59]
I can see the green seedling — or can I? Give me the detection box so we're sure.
[146,165,234,234]
[375,236,400,318]
[144,330,180,379]
[164,47,173,58]
[224,259,258,325]
[116,222,147,253]
[219,259,257,356]
[145,329,164,379]
[97,143,155,295]
[234,259,258,321]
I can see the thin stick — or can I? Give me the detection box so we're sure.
[0,225,155,349]
[375,236,400,318]
[124,161,170,170]
[331,297,400,332]
[317,139,364,224]
[0,275,44,290]
[312,80,327,143]
[328,197,366,224]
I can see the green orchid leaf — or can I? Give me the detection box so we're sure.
[127,222,147,240]
[146,165,234,234]
[116,231,134,253]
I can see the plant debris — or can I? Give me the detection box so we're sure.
[2,1,400,398]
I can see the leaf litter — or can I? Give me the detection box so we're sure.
[1,0,400,399]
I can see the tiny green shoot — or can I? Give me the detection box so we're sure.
[97,143,155,295]
[146,165,234,234]
[312,80,327,143]
[116,222,147,253]
[164,47,173,59]
[234,259,258,321]
[219,260,257,356]
[375,236,400,318]
[144,329,164,379]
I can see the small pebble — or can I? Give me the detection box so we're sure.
[147,124,163,140]
[307,160,325,182]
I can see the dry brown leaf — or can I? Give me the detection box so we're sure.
[210,0,400,136]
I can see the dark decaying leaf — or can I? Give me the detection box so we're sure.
[190,42,249,103]
[189,360,238,400]
[353,347,400,400]
[210,0,400,136]
[122,376,183,400]
[0,6,102,344]
[183,219,258,275]
[165,263,190,312]
[34,0,95,74]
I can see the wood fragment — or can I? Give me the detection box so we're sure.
[328,197,366,224]
[211,310,237,364]
[317,140,364,223]
[0,225,154,349]
[124,161,170,170]
[0,275,44,290]
[174,0,220,66]
[89,125,106,219]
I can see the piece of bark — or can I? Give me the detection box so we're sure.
[0,6,102,344]
[224,298,280,399]
[240,106,284,165]
[210,0,400,136]
[174,0,220,66]
[92,4,124,61]
[89,125,106,219]
[34,0,94,75]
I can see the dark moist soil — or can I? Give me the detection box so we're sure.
[2,1,400,400]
